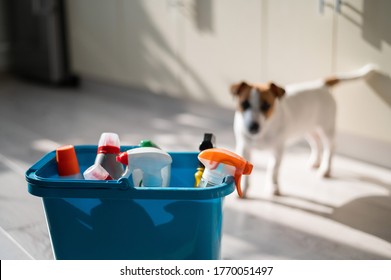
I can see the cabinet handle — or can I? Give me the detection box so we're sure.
[319,0,325,14]
[335,0,342,13]
[167,0,185,9]
[319,0,342,14]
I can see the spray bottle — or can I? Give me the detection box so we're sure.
[197,148,253,197]
[194,133,216,187]
[83,164,113,180]
[116,147,172,187]
[94,132,124,179]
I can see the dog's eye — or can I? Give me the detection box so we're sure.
[241,100,251,110]
[260,102,271,112]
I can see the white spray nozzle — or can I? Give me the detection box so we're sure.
[117,147,172,187]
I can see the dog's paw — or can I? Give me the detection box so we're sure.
[239,191,248,199]
[318,168,332,178]
[273,188,282,196]
[265,182,281,196]
[309,161,321,169]
[308,157,321,169]
[241,183,250,198]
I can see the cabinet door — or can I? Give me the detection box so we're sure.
[179,0,263,108]
[265,0,334,85]
[333,0,391,165]
[119,0,181,95]
[67,0,181,95]
[67,0,123,82]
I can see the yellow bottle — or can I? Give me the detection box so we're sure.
[194,166,205,187]
[194,133,215,187]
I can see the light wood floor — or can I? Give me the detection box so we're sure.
[1,77,390,259]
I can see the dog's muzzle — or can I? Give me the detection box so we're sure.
[249,121,260,134]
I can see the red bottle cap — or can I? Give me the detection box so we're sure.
[56,145,81,176]
[116,152,128,165]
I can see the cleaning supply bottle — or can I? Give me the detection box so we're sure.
[197,148,253,197]
[94,132,124,180]
[116,147,172,187]
[194,133,216,187]
[56,145,83,179]
[83,164,112,180]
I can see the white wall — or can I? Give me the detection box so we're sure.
[66,0,391,167]
[332,0,391,167]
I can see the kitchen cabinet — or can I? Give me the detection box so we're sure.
[67,0,122,83]
[179,0,262,107]
[264,0,334,84]
[67,0,262,106]
[67,0,181,95]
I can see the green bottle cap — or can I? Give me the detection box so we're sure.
[139,140,160,149]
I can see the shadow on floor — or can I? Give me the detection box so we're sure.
[223,206,389,259]
[331,195,391,243]
[243,173,391,244]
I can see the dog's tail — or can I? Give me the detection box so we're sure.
[324,64,378,87]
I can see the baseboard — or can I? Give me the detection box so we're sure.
[336,132,391,169]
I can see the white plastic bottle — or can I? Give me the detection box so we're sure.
[198,163,236,188]
[94,132,124,179]
[83,164,112,180]
[116,147,172,187]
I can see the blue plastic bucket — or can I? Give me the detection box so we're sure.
[26,145,235,260]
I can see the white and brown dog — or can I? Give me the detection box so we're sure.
[231,65,377,197]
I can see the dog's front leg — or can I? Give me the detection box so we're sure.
[266,146,284,196]
[235,139,251,198]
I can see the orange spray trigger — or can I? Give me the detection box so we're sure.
[234,161,253,197]
[197,148,253,197]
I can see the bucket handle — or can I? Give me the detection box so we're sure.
[117,176,135,189]
[25,151,56,178]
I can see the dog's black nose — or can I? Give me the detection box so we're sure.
[249,122,260,134]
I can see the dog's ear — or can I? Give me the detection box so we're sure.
[230,81,250,97]
[270,82,286,98]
